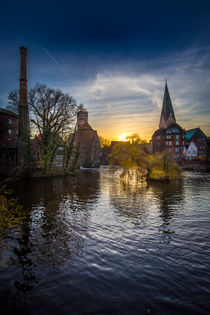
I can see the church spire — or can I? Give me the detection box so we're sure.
[159,81,176,129]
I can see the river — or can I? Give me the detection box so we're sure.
[0,167,210,314]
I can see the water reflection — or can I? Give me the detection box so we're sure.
[109,169,184,242]
[149,179,184,242]
[1,171,100,298]
[0,169,209,315]
[109,177,148,220]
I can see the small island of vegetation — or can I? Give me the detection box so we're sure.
[109,133,182,182]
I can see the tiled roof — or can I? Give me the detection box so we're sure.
[185,128,207,141]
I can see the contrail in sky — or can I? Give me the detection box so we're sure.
[42,46,69,77]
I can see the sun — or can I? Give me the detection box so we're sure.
[118,134,128,141]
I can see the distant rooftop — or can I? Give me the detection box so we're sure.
[185,128,207,141]
[0,107,18,117]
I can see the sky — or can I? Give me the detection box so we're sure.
[0,0,210,140]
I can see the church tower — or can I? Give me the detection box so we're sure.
[159,81,176,129]
[151,81,185,159]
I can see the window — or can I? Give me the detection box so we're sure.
[176,141,179,145]
[176,135,179,139]
[157,136,160,139]
[176,148,179,153]
[8,129,12,134]
[169,141,172,145]
[166,141,168,145]
[8,118,12,124]
[166,135,172,139]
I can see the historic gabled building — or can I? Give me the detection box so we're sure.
[185,128,208,160]
[68,109,101,168]
[151,82,185,160]
[183,141,198,160]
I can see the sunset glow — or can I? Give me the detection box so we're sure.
[118,134,128,141]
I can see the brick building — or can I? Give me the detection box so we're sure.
[185,128,208,160]
[68,110,100,168]
[151,82,185,160]
[0,108,18,174]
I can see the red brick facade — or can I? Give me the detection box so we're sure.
[0,108,18,174]
[151,83,185,160]
[68,110,101,168]
[152,123,185,160]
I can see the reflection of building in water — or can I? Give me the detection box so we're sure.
[8,170,100,286]
[149,180,184,242]
[0,171,100,311]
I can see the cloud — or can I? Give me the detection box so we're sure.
[1,44,209,140]
[62,45,210,139]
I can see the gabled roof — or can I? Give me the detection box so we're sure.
[185,128,207,141]
[159,82,176,128]
[153,122,184,137]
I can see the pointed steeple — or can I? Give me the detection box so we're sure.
[159,81,176,129]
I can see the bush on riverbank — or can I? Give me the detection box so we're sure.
[0,186,28,233]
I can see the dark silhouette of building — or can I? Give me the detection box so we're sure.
[0,108,18,175]
[68,110,100,168]
[151,82,185,160]
[207,138,210,162]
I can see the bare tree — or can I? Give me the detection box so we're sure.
[8,83,79,172]
[29,84,77,139]
[7,89,19,114]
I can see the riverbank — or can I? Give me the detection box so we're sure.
[180,160,210,172]
[1,161,210,185]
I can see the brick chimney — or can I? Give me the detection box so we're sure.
[18,46,30,135]
[19,47,28,108]
[18,47,30,170]
[77,109,88,129]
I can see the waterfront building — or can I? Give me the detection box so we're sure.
[185,128,208,160]
[151,82,185,160]
[68,109,101,168]
[0,108,18,175]
[183,141,198,160]
[207,138,210,161]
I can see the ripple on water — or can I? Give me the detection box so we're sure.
[0,169,210,314]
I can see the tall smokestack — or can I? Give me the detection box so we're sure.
[18,47,31,173]
[18,46,29,133]
[19,47,27,107]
